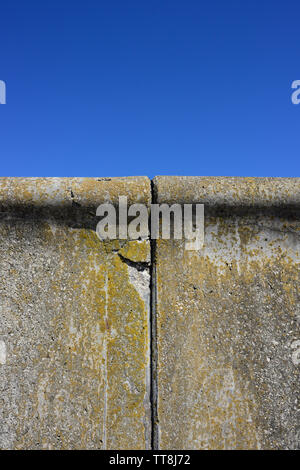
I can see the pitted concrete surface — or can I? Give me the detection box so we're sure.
[0,177,151,450]
[153,176,300,450]
[0,176,299,450]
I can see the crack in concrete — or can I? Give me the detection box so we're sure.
[118,252,150,271]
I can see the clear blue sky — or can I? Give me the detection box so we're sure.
[0,1,299,177]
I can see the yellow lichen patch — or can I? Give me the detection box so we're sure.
[118,240,151,264]
[105,253,150,449]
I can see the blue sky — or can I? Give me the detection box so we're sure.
[0,1,299,177]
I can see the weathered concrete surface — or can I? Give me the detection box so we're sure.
[0,177,151,450]
[1,176,299,450]
[154,176,300,450]
[0,177,151,209]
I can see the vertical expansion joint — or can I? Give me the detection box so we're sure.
[150,178,159,450]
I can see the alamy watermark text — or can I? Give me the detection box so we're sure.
[291,80,300,104]
[96,197,204,251]
[0,80,6,104]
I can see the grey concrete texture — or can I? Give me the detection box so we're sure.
[0,176,299,450]
[153,176,300,450]
[0,177,152,450]
[153,176,300,208]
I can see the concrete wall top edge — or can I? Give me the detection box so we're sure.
[153,176,300,208]
[1,175,299,210]
[0,177,151,209]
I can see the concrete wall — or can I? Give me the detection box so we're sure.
[0,177,299,450]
